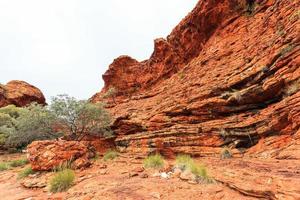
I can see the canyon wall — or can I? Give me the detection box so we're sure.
[92,0,300,158]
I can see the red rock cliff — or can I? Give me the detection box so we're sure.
[92,0,300,158]
[0,80,46,107]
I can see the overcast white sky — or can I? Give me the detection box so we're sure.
[0,0,197,102]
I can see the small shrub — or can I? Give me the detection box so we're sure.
[175,154,193,170]
[18,167,35,179]
[188,162,208,178]
[0,162,8,171]
[285,80,300,96]
[175,155,214,184]
[9,158,28,167]
[53,159,74,172]
[143,154,164,169]
[49,169,75,193]
[280,44,294,57]
[91,153,100,161]
[103,150,119,161]
[220,147,232,159]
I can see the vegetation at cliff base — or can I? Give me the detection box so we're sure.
[49,169,75,193]
[0,94,113,150]
[18,167,35,179]
[143,154,164,169]
[103,149,119,161]
[50,94,113,141]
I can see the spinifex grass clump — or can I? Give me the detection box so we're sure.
[175,154,213,184]
[18,166,35,179]
[103,149,119,161]
[9,158,29,167]
[143,154,164,169]
[0,162,8,171]
[49,169,75,193]
[175,154,193,170]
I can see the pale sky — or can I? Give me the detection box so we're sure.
[0,0,197,102]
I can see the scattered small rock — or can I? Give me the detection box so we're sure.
[99,169,107,175]
[20,177,47,188]
[150,192,161,199]
[179,171,196,182]
[152,172,161,177]
[188,180,197,185]
[98,163,107,169]
[160,172,170,179]
[140,173,149,178]
[173,168,182,178]
[133,166,144,173]
[128,172,139,178]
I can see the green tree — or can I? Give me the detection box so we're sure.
[50,94,112,141]
[6,103,59,149]
[103,87,117,104]
[0,105,24,147]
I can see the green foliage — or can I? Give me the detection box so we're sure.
[175,155,213,183]
[143,154,164,169]
[103,150,118,161]
[0,162,8,171]
[18,167,35,179]
[0,105,24,119]
[280,44,294,57]
[50,94,113,141]
[49,169,75,193]
[8,158,29,167]
[53,159,74,172]
[285,80,300,96]
[0,105,22,147]
[175,154,193,170]
[0,158,28,171]
[220,147,232,159]
[5,103,59,149]
[103,87,117,99]
[188,162,208,179]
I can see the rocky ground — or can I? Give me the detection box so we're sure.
[0,153,299,200]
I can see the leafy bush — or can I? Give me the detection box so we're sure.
[103,150,118,161]
[103,87,117,103]
[0,105,23,147]
[5,103,59,149]
[49,169,75,193]
[50,94,113,141]
[8,158,28,167]
[0,162,8,171]
[143,154,164,169]
[18,167,35,179]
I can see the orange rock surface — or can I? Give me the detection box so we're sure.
[27,140,91,171]
[91,0,300,158]
[0,80,46,107]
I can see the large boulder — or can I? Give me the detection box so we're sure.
[0,80,46,107]
[27,140,91,171]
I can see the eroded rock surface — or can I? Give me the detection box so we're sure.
[92,0,300,159]
[0,80,46,107]
[27,140,91,171]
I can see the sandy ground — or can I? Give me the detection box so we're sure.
[0,153,299,200]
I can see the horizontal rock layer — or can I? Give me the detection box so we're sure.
[92,0,300,158]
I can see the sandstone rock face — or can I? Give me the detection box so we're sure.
[92,0,300,159]
[27,140,91,171]
[0,80,46,107]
